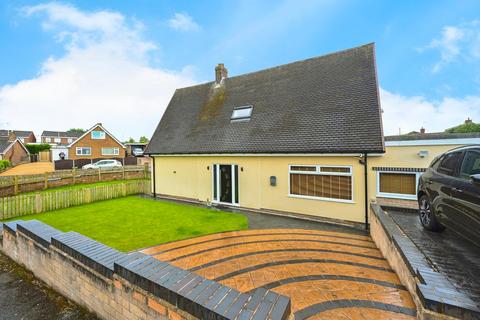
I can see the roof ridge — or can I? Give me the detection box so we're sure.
[176,42,375,91]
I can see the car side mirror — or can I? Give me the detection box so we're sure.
[471,174,480,184]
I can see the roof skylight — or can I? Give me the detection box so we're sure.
[231,105,253,121]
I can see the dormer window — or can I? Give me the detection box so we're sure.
[231,105,253,121]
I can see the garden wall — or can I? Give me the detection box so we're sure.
[1,220,291,320]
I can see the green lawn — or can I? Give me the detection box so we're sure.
[5,196,248,252]
[22,179,147,195]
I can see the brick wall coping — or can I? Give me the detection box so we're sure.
[370,204,480,319]
[2,219,291,320]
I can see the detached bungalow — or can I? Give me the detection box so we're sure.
[145,44,385,226]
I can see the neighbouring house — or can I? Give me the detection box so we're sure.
[145,44,385,226]
[0,130,36,143]
[66,123,126,161]
[370,130,480,209]
[41,130,83,145]
[0,137,30,165]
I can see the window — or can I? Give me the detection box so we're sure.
[101,147,119,156]
[91,131,106,139]
[54,138,61,143]
[289,165,352,202]
[46,137,51,143]
[378,172,418,199]
[438,151,463,176]
[67,138,73,143]
[460,150,480,179]
[76,147,91,156]
[231,106,253,121]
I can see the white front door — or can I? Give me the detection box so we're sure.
[213,164,239,205]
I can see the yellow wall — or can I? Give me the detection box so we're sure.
[151,144,464,223]
[152,156,368,223]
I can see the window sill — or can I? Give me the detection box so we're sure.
[376,193,417,201]
[212,201,240,207]
[288,194,355,204]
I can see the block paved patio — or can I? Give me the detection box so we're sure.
[141,228,416,319]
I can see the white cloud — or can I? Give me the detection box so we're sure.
[0,2,196,140]
[423,20,480,72]
[168,12,200,32]
[380,88,480,135]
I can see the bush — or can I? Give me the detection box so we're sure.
[26,143,51,154]
[0,160,11,171]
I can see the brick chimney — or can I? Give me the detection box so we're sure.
[215,63,228,84]
[7,130,16,142]
[420,127,425,134]
[465,118,473,124]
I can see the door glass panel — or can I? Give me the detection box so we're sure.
[220,165,232,203]
[213,165,217,201]
[234,165,239,204]
[438,152,463,176]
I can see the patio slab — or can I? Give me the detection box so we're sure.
[142,228,416,320]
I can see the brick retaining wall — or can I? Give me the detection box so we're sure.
[1,220,291,320]
[370,204,480,320]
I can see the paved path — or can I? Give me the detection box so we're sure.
[389,210,480,306]
[0,162,54,176]
[142,228,416,320]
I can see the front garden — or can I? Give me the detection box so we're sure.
[3,196,248,252]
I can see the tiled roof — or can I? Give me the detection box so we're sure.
[41,131,83,138]
[146,43,384,155]
[385,132,480,141]
[0,130,34,138]
[0,138,13,153]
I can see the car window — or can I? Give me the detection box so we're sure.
[96,161,106,165]
[459,150,480,179]
[437,151,463,176]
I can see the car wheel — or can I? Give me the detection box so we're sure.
[419,195,444,232]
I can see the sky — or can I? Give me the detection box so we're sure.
[1,0,480,140]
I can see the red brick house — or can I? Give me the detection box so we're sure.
[67,123,126,160]
[0,137,30,165]
[0,130,36,143]
[41,130,83,145]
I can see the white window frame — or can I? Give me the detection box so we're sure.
[212,164,239,206]
[54,138,61,143]
[46,137,51,143]
[91,131,106,139]
[288,165,354,203]
[67,138,73,143]
[76,147,91,156]
[376,171,420,200]
[101,147,119,156]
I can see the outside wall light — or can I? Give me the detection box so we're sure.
[270,176,277,186]
[418,150,429,158]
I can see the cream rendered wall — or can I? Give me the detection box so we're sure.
[153,156,367,223]
[367,144,464,204]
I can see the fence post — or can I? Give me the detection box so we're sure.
[13,176,19,195]
[98,168,101,182]
[144,163,148,179]
[72,167,76,184]
[35,193,42,213]
[44,173,48,190]
[122,166,125,180]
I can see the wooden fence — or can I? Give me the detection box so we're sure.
[0,165,150,197]
[0,180,151,220]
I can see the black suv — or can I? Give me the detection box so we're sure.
[417,146,480,247]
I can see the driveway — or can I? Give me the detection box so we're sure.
[388,210,480,306]
[142,228,416,319]
[0,162,54,176]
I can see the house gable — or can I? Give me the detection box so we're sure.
[66,124,125,159]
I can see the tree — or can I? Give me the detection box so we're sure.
[67,128,86,134]
[26,144,51,154]
[139,136,149,143]
[445,119,480,133]
[127,137,135,143]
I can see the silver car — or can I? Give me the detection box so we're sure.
[82,159,122,170]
